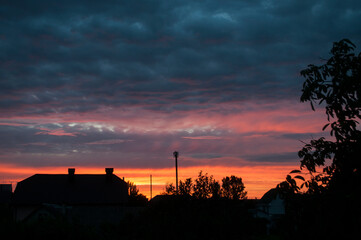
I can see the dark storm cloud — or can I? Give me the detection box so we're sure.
[242,152,299,163]
[1,0,361,115]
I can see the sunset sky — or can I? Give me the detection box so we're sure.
[1,0,361,198]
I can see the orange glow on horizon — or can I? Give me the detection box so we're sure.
[0,164,298,199]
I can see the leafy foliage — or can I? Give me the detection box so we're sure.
[210,179,221,199]
[127,180,148,205]
[127,181,139,197]
[192,171,214,199]
[164,171,247,200]
[221,175,247,200]
[165,182,176,195]
[277,174,301,196]
[297,39,361,194]
[179,178,192,196]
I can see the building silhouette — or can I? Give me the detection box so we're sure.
[0,184,12,204]
[13,168,128,224]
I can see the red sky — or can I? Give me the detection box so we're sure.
[0,101,326,198]
[2,0,356,199]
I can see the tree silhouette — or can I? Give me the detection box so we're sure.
[179,178,192,196]
[165,182,176,195]
[298,39,361,194]
[221,175,247,200]
[127,181,139,196]
[127,180,148,205]
[163,171,248,200]
[270,39,361,239]
[210,180,221,199]
[192,171,213,199]
[276,173,304,196]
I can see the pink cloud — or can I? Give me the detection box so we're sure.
[35,128,78,137]
[86,139,133,145]
[182,136,224,140]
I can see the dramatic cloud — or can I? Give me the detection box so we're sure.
[1,0,360,197]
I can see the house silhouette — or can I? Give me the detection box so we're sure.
[0,184,12,204]
[13,168,129,224]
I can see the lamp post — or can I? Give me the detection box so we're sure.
[150,174,152,200]
[173,151,179,194]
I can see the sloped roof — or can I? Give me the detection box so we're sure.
[13,173,128,205]
[260,188,282,203]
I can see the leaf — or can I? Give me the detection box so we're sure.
[322,123,330,131]
[294,175,305,181]
[289,170,301,174]
[286,175,292,182]
[310,101,315,111]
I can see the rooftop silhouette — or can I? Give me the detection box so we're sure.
[13,168,128,222]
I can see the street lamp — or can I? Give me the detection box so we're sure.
[173,151,179,194]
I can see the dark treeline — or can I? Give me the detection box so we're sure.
[164,171,247,200]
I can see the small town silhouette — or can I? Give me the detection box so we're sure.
[1,39,360,239]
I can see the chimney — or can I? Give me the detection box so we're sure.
[68,168,75,182]
[105,168,113,182]
[105,168,113,175]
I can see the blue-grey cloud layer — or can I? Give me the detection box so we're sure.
[0,0,360,168]
[1,0,360,115]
